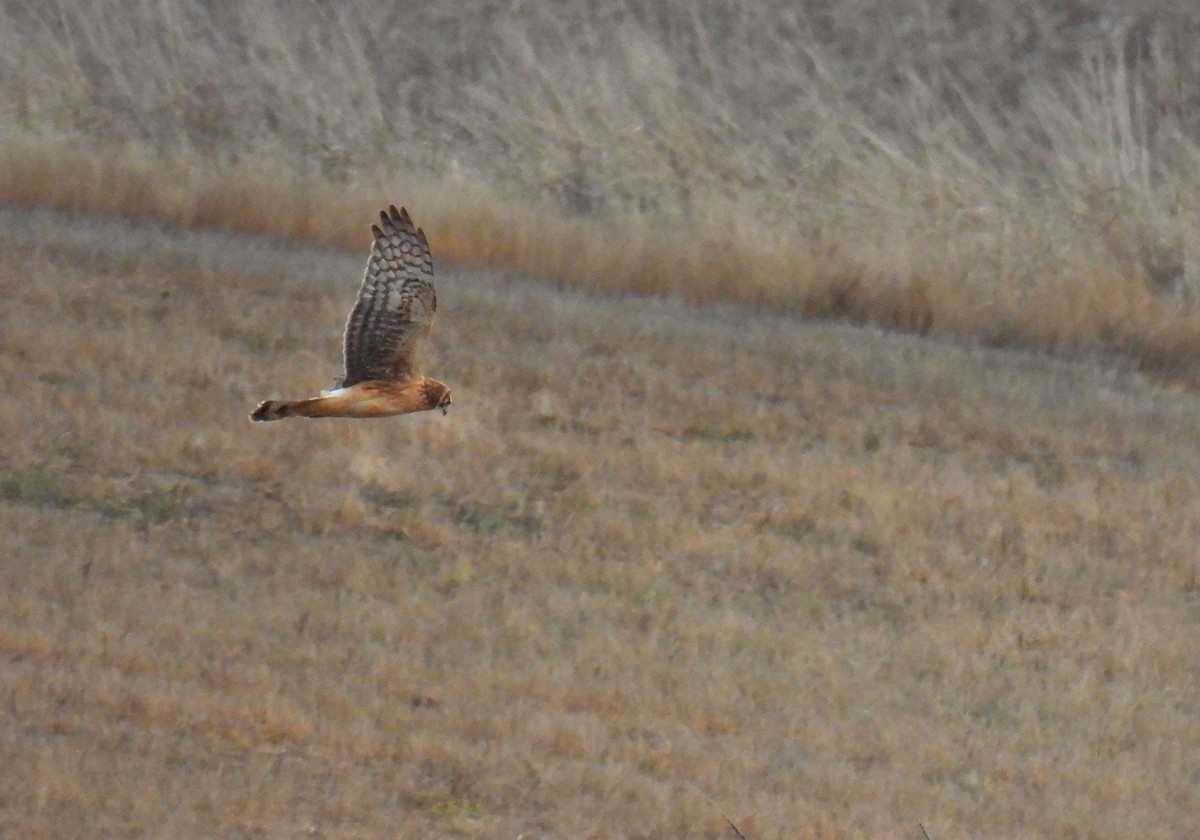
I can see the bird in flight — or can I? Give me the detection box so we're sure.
[250,205,452,422]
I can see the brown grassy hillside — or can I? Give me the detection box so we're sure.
[5,4,1200,837]
[2,205,1199,838]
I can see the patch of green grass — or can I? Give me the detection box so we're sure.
[96,486,191,523]
[674,423,755,443]
[0,467,81,508]
[427,798,481,820]
[428,484,545,539]
[0,468,192,523]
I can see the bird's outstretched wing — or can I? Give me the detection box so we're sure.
[341,205,437,386]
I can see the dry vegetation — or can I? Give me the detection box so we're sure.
[6,2,1200,371]
[3,204,1200,838]
[5,2,1200,838]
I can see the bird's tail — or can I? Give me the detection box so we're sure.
[250,400,289,421]
[250,398,321,421]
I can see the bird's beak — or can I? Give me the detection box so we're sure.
[441,406,449,416]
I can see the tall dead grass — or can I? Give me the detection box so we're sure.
[5,1,1200,372]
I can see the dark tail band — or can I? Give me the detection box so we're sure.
[250,400,289,422]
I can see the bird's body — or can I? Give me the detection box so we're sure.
[250,205,451,422]
[251,378,451,421]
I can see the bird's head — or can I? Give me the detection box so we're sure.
[424,379,452,416]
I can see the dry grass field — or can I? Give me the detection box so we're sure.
[5,2,1200,838]
[3,204,1200,838]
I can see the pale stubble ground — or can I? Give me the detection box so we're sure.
[2,206,1199,839]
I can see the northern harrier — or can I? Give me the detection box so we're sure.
[250,205,452,421]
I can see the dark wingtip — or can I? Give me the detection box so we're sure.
[378,205,417,235]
